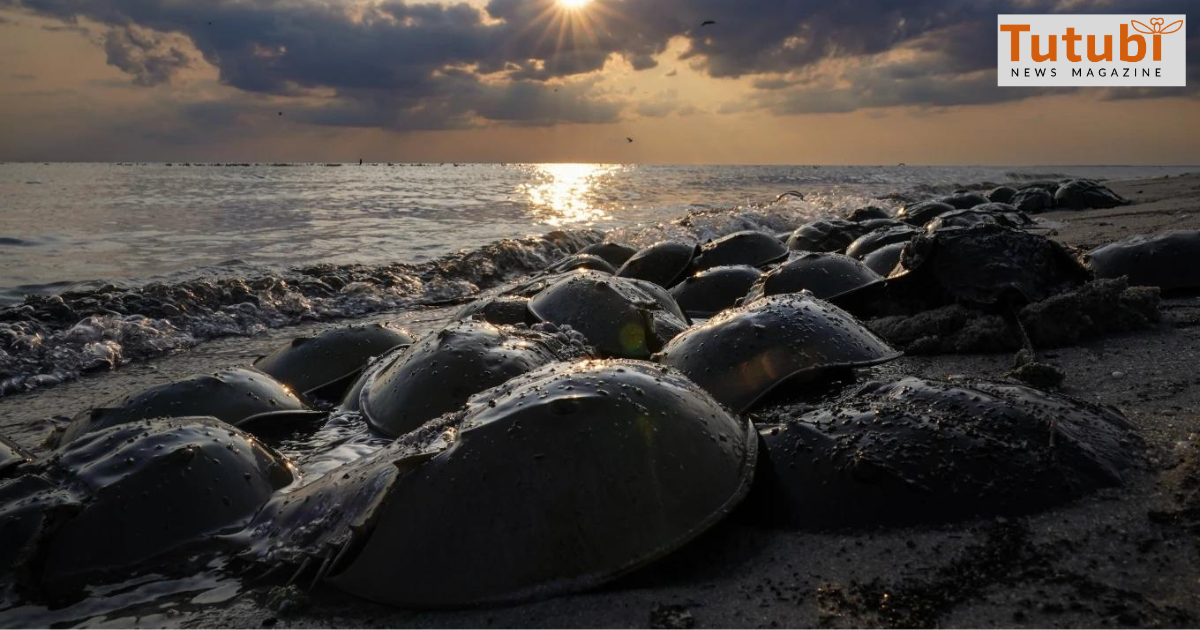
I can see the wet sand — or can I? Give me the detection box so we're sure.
[3,173,1200,628]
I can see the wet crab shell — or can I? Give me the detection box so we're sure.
[785,219,870,253]
[668,266,763,318]
[1055,179,1128,210]
[888,224,1091,306]
[656,293,901,413]
[616,241,699,288]
[579,242,637,268]
[862,242,906,276]
[0,434,33,478]
[921,206,1029,232]
[30,417,294,594]
[253,323,416,403]
[896,200,955,226]
[744,253,884,303]
[1085,230,1200,292]
[58,368,318,446]
[233,360,757,608]
[939,191,990,209]
[845,206,892,222]
[695,231,789,271]
[544,253,618,275]
[751,377,1141,528]
[454,295,537,326]
[844,225,917,260]
[529,271,689,359]
[1010,187,1055,214]
[356,320,587,438]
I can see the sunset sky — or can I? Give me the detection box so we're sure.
[0,0,1196,164]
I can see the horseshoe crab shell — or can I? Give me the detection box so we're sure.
[1085,230,1200,292]
[454,295,537,326]
[846,206,891,222]
[785,219,869,253]
[58,368,318,446]
[1055,179,1128,210]
[616,241,699,288]
[695,231,789,270]
[0,435,32,478]
[844,225,917,260]
[356,320,589,438]
[545,253,618,275]
[862,242,906,276]
[939,191,990,209]
[529,271,688,359]
[1010,187,1055,214]
[669,266,763,318]
[657,293,901,413]
[752,377,1140,528]
[253,323,416,403]
[744,253,884,303]
[896,200,955,226]
[29,417,294,594]
[888,225,1091,307]
[233,360,757,608]
[579,242,637,268]
[922,207,1027,232]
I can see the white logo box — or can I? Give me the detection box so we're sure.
[997,14,1186,87]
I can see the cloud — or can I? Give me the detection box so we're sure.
[1,0,1194,131]
[102,24,192,86]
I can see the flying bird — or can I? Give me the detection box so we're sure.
[700,20,716,27]
[626,137,634,143]
[277,112,283,116]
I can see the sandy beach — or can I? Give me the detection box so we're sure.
[2,172,1196,628]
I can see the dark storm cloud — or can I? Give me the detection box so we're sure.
[1,0,1193,128]
[103,25,191,86]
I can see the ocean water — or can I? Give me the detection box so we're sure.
[0,162,1192,397]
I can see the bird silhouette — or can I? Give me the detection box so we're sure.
[626,137,634,143]
[277,112,283,116]
[700,20,716,27]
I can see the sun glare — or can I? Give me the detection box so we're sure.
[559,0,592,9]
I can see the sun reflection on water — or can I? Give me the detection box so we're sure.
[521,163,619,227]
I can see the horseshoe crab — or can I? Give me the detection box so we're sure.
[1086,230,1200,292]
[785,220,870,253]
[887,225,1091,309]
[254,323,416,403]
[939,191,990,209]
[844,225,917,260]
[1010,187,1055,214]
[454,295,536,326]
[18,417,294,594]
[896,200,955,226]
[1055,179,1128,210]
[751,377,1141,528]
[529,271,688,359]
[922,206,1028,232]
[987,186,1017,204]
[668,266,762,318]
[232,360,757,608]
[58,368,319,446]
[657,293,901,412]
[863,242,906,276]
[353,320,590,438]
[545,253,617,275]
[745,253,884,303]
[846,206,891,222]
[0,434,32,478]
[579,242,637,268]
[616,241,699,288]
[695,231,788,270]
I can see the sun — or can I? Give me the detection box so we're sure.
[559,0,592,9]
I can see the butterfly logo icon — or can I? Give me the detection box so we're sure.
[1131,17,1183,35]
